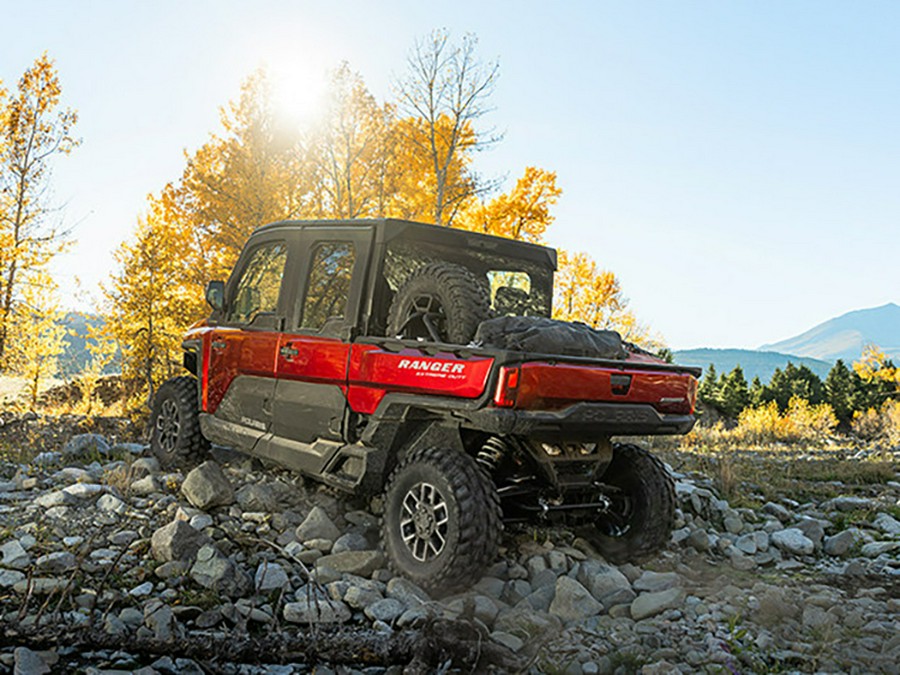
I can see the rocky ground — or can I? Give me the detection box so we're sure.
[0,413,899,674]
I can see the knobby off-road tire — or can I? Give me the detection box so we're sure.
[149,376,210,469]
[381,447,502,595]
[386,262,491,345]
[577,443,676,564]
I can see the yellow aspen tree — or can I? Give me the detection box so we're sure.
[0,53,79,368]
[105,193,207,409]
[8,273,66,410]
[306,63,394,219]
[456,167,561,243]
[553,249,660,348]
[854,345,900,388]
[181,69,304,276]
[394,30,499,226]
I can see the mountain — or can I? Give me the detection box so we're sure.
[672,348,833,383]
[760,303,900,362]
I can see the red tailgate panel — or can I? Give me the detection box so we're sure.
[515,362,698,414]
[347,345,494,414]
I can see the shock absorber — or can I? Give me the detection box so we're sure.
[476,436,509,472]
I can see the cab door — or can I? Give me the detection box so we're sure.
[207,233,297,440]
[272,227,373,443]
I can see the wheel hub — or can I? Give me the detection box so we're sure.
[399,481,450,562]
[155,399,181,453]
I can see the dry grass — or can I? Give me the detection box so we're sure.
[646,427,898,507]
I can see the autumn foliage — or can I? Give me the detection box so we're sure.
[101,36,653,408]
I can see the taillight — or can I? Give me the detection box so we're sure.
[493,366,521,408]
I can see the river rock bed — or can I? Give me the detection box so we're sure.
[0,422,898,673]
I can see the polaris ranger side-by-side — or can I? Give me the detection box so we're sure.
[150,219,700,592]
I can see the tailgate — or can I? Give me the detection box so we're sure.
[500,359,699,415]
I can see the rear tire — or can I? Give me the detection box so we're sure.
[381,447,502,595]
[577,443,675,563]
[386,262,490,344]
[149,376,209,469]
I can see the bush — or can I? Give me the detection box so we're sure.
[735,396,837,444]
[852,400,900,445]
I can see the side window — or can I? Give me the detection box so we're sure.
[227,242,288,325]
[300,242,356,331]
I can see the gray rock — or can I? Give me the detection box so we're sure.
[723,515,744,534]
[530,568,558,590]
[255,562,289,591]
[633,571,680,593]
[861,541,900,557]
[284,598,351,623]
[762,502,792,523]
[235,483,278,512]
[189,514,213,530]
[1,540,31,569]
[129,581,154,597]
[190,545,249,596]
[296,506,341,543]
[730,549,757,571]
[97,493,127,514]
[0,569,26,587]
[873,512,900,536]
[549,576,602,622]
[62,483,104,499]
[735,533,758,555]
[344,585,383,609]
[151,520,209,563]
[576,560,635,607]
[108,530,138,547]
[770,528,814,556]
[332,532,368,554]
[13,577,68,594]
[688,529,711,552]
[34,490,75,508]
[474,575,506,598]
[181,461,234,510]
[386,577,431,606]
[365,598,405,623]
[13,646,50,675]
[144,601,177,642]
[630,588,684,621]
[130,457,161,478]
[35,551,75,573]
[824,529,861,557]
[62,433,110,457]
[828,496,874,512]
[491,631,525,652]
[521,584,555,612]
[315,550,384,577]
[795,518,826,548]
[131,475,161,496]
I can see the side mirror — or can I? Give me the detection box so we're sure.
[205,280,225,311]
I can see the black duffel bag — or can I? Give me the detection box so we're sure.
[474,316,628,360]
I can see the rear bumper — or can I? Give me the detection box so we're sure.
[461,401,696,441]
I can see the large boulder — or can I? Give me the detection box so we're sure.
[189,545,249,597]
[151,520,209,563]
[548,576,602,623]
[295,506,341,543]
[181,461,235,510]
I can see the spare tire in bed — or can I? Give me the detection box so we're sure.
[474,316,628,359]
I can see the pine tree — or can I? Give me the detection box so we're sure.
[825,360,856,423]
[698,364,720,408]
[749,375,765,407]
[719,365,750,417]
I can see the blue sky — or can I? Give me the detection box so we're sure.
[2,0,898,349]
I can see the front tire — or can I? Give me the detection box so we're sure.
[577,443,675,563]
[381,447,502,594]
[149,376,209,468]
